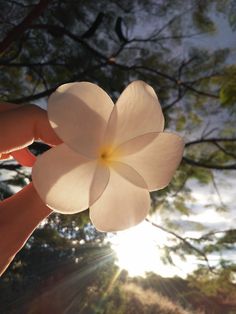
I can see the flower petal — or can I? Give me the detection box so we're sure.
[90,163,150,232]
[32,144,109,213]
[48,82,114,158]
[104,81,164,147]
[116,132,184,191]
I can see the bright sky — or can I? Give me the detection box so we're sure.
[110,171,236,278]
[109,220,198,278]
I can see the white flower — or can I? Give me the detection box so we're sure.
[32,81,184,232]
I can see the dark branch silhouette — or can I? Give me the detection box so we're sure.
[115,17,127,42]
[7,63,107,103]
[0,0,51,54]
[8,86,56,104]
[185,138,236,147]
[28,24,219,99]
[183,156,236,170]
[146,218,215,272]
[82,13,104,39]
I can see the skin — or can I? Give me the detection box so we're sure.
[0,102,61,276]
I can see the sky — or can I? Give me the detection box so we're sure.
[110,171,236,278]
[185,13,236,59]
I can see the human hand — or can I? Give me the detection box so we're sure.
[0,102,61,276]
[0,101,61,165]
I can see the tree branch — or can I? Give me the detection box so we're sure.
[183,156,236,170]
[213,142,236,159]
[211,172,226,209]
[185,138,236,147]
[0,41,23,64]
[29,24,107,61]
[163,86,186,111]
[197,229,236,241]
[8,86,56,103]
[81,12,104,39]
[128,33,203,44]
[26,24,219,99]
[6,0,36,8]
[6,62,107,103]
[146,218,214,272]
[0,61,67,67]
[0,0,51,54]
[0,164,21,171]
[112,63,219,98]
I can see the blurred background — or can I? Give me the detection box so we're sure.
[0,0,236,313]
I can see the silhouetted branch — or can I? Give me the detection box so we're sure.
[185,138,236,147]
[129,33,203,43]
[153,8,191,38]
[0,41,23,64]
[163,95,182,111]
[178,57,197,78]
[0,0,51,54]
[0,164,21,171]
[26,24,219,99]
[211,172,227,209]
[0,61,66,67]
[146,218,215,272]
[8,86,56,103]
[170,173,190,197]
[183,157,236,170]
[163,86,186,111]
[111,63,219,98]
[7,63,107,103]
[115,17,127,42]
[213,142,236,159]
[7,0,36,8]
[196,229,236,241]
[29,24,107,60]
[81,13,104,39]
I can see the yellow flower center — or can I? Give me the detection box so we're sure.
[101,151,109,160]
[99,145,120,166]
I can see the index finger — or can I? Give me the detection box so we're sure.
[0,101,22,113]
[0,102,35,166]
[0,104,62,155]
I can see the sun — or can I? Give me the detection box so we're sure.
[109,220,172,277]
[109,219,197,278]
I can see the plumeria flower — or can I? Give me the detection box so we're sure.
[32,81,184,232]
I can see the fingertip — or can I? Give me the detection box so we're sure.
[33,105,63,146]
[11,148,36,167]
[0,153,12,160]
